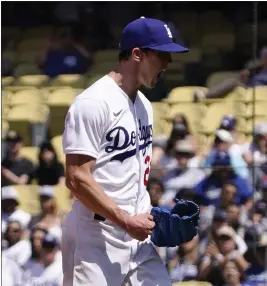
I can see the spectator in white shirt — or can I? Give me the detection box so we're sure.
[2,220,31,266]
[1,186,31,234]
[160,139,205,205]
[2,255,23,286]
[22,232,63,286]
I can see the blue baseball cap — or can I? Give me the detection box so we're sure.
[219,115,236,131]
[120,17,189,53]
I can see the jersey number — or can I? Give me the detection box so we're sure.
[144,155,151,186]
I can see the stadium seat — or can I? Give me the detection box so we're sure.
[17,38,47,52]
[14,64,43,77]
[2,76,15,88]
[50,74,86,88]
[200,102,236,133]
[164,86,208,103]
[90,62,119,74]
[51,135,65,163]
[9,89,46,106]
[20,146,39,164]
[15,75,50,87]
[93,49,119,63]
[47,88,81,138]
[14,185,40,215]
[17,50,43,64]
[7,104,49,145]
[22,26,53,39]
[176,48,202,63]
[2,50,17,65]
[206,71,240,88]
[241,86,267,102]
[2,27,21,40]
[201,32,235,52]
[245,117,267,133]
[151,102,169,114]
[244,102,267,118]
[164,103,204,134]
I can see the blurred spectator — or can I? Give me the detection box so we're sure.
[23,226,48,270]
[147,177,164,207]
[195,151,253,206]
[244,227,267,285]
[157,114,199,174]
[204,129,249,178]
[222,259,248,286]
[38,27,92,77]
[262,181,267,203]
[195,46,267,101]
[161,140,205,205]
[2,220,31,266]
[169,236,200,282]
[2,186,31,234]
[244,46,267,87]
[199,226,249,284]
[21,232,63,286]
[2,255,23,286]
[29,186,65,230]
[243,200,267,234]
[34,141,65,186]
[243,123,267,167]
[1,131,35,187]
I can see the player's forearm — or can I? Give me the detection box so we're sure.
[66,171,129,229]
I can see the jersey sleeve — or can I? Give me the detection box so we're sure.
[62,98,108,158]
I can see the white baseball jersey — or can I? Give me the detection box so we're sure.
[62,75,153,217]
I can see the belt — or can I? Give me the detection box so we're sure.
[94,213,106,221]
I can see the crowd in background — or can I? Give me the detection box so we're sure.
[2,2,267,286]
[2,115,267,285]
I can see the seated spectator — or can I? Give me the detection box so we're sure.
[147,177,164,207]
[245,46,267,87]
[199,225,249,284]
[199,208,247,256]
[194,46,267,101]
[169,236,200,282]
[195,151,253,206]
[34,141,65,186]
[29,186,66,230]
[157,114,198,173]
[243,200,267,234]
[38,27,92,77]
[2,186,31,234]
[1,131,35,187]
[204,129,249,178]
[243,123,267,167]
[2,220,31,266]
[2,255,23,286]
[23,226,48,270]
[222,259,249,286]
[21,232,63,286]
[161,140,205,205]
[244,227,267,285]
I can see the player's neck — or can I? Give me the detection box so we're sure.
[109,67,139,103]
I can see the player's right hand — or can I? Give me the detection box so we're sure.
[124,213,155,241]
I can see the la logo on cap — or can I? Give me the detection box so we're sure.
[164,24,173,38]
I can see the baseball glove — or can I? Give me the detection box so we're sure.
[150,199,200,247]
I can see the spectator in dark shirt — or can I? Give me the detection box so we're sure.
[1,131,35,187]
[147,177,164,207]
[195,151,253,206]
[38,27,92,77]
[35,141,65,186]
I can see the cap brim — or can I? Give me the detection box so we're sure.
[150,43,189,53]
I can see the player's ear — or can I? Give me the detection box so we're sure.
[132,48,142,63]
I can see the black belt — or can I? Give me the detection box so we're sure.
[94,213,106,221]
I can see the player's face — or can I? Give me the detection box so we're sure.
[133,48,172,88]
